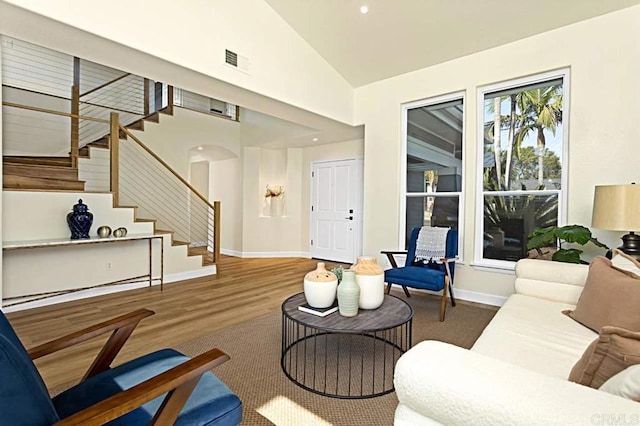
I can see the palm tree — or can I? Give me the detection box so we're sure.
[513,85,563,186]
[504,94,517,190]
[493,97,502,186]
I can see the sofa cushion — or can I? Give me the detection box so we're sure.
[569,327,640,389]
[565,256,640,332]
[514,259,589,305]
[471,294,596,378]
[599,364,640,402]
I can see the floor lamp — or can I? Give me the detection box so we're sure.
[591,183,640,258]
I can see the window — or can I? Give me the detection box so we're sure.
[476,70,569,268]
[403,93,464,252]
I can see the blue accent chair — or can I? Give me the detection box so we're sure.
[382,228,457,321]
[0,308,242,425]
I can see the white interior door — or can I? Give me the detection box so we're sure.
[310,159,362,263]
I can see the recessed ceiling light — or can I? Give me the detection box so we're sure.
[312,137,319,142]
[360,5,368,14]
[197,146,203,151]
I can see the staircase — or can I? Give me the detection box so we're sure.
[3,103,216,267]
[1,109,164,191]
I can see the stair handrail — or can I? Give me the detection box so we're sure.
[80,72,132,98]
[1,101,110,123]
[109,112,220,263]
[118,127,214,210]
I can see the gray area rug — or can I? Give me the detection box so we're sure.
[176,293,497,425]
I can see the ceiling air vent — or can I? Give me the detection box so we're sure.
[224,49,251,74]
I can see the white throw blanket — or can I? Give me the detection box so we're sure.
[415,226,449,261]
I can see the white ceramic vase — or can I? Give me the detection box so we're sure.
[352,256,385,309]
[303,262,338,308]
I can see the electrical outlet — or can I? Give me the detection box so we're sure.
[105,261,112,271]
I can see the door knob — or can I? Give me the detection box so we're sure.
[345,216,353,220]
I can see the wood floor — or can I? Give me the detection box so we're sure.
[6,255,345,391]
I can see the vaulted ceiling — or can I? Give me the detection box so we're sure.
[265,0,640,87]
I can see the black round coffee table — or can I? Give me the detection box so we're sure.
[281,293,413,399]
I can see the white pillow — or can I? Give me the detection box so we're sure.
[611,249,640,278]
[599,364,640,401]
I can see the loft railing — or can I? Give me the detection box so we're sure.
[1,101,110,159]
[2,35,240,165]
[110,112,221,264]
[173,88,239,121]
[2,36,223,263]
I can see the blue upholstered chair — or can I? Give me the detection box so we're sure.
[0,308,242,425]
[382,227,457,321]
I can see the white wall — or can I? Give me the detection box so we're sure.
[210,157,243,253]
[78,146,110,192]
[2,192,155,297]
[241,147,305,256]
[189,160,209,245]
[354,6,640,297]
[2,191,208,300]
[0,0,354,127]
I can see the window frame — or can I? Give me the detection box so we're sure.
[474,69,570,270]
[400,91,466,260]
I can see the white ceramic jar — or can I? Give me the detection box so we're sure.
[303,262,338,308]
[352,256,385,309]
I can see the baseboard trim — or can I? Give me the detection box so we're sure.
[3,267,218,313]
[453,288,507,307]
[2,280,161,313]
[221,250,311,259]
[164,267,216,283]
[398,286,507,307]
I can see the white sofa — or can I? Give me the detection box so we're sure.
[394,259,640,425]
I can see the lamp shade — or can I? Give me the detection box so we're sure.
[591,184,640,231]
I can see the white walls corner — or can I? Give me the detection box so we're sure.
[354,5,640,297]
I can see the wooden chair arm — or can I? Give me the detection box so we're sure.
[380,250,407,255]
[54,348,231,426]
[380,250,408,269]
[28,309,154,380]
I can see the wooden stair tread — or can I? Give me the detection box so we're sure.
[126,119,145,131]
[3,156,73,167]
[144,112,161,123]
[87,136,110,148]
[3,175,85,191]
[188,246,215,266]
[3,163,79,181]
[134,218,156,223]
[155,229,173,235]
[158,106,173,116]
[172,240,189,246]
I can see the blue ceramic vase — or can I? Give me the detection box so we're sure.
[67,199,93,239]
